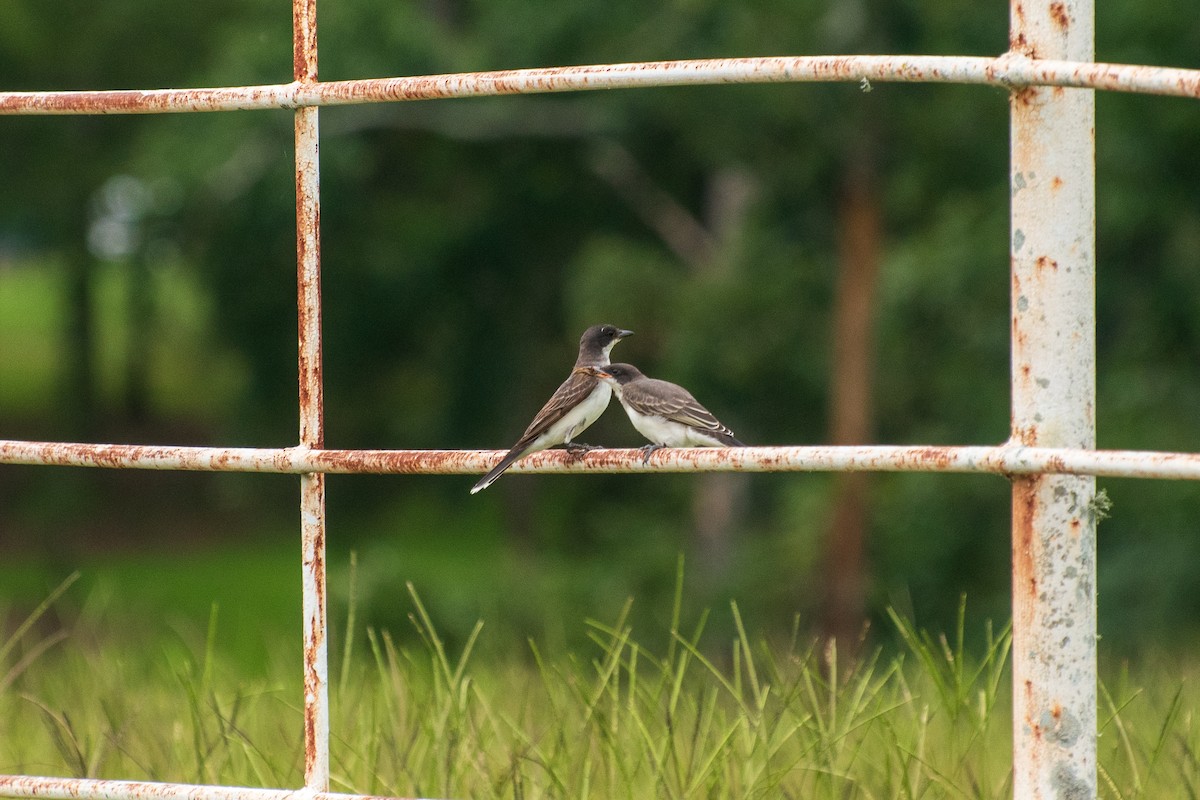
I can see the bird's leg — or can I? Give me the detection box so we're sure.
[639,443,667,464]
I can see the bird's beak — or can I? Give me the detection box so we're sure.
[616,329,634,340]
[590,366,613,379]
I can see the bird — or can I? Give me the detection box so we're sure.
[470,324,634,494]
[581,362,744,462]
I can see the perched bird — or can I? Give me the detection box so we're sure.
[582,362,744,462]
[471,324,634,494]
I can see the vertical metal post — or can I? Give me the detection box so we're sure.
[1009,0,1096,797]
[293,0,329,790]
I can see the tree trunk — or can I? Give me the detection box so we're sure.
[690,472,748,581]
[64,245,97,440]
[818,160,881,654]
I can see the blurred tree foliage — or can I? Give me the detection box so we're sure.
[1,0,1199,652]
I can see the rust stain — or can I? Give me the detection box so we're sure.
[1051,176,1064,191]
[909,447,954,470]
[307,615,323,661]
[303,706,318,774]
[1017,424,1039,446]
[1022,678,1041,739]
[1036,255,1059,271]
[1049,1,1070,31]
[1012,477,1040,627]
[293,0,318,82]
[308,492,327,620]
[317,448,505,474]
[1012,86,1039,107]
[1009,3,1032,54]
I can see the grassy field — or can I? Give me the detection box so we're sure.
[3,572,1199,800]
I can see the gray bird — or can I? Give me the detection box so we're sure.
[471,324,634,493]
[583,362,745,462]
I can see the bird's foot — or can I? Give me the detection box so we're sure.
[563,441,599,460]
[639,443,667,464]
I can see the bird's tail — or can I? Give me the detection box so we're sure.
[470,448,526,494]
[723,433,747,447]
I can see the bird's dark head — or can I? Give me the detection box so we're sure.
[577,324,634,365]
[589,362,643,386]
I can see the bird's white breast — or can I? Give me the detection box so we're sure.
[619,398,727,447]
[622,407,681,445]
[541,381,612,446]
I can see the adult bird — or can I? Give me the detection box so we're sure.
[471,324,634,493]
[582,362,744,462]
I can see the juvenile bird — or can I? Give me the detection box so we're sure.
[471,324,634,493]
[583,362,744,462]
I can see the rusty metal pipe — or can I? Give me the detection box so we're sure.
[2,55,1199,115]
[2,440,1199,480]
[0,776,407,800]
[1009,0,1097,796]
[293,0,329,789]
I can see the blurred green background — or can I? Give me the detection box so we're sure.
[2,0,1199,669]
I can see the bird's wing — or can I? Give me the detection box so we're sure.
[512,370,599,449]
[622,379,735,437]
[471,369,603,493]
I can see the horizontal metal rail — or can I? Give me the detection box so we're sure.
[2,54,1199,116]
[0,776,407,800]
[2,439,1200,480]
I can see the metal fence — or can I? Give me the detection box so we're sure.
[1,0,1198,797]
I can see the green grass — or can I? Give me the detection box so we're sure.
[4,573,1200,799]
[2,542,300,674]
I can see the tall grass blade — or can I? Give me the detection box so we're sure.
[338,550,359,700]
[0,570,80,667]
